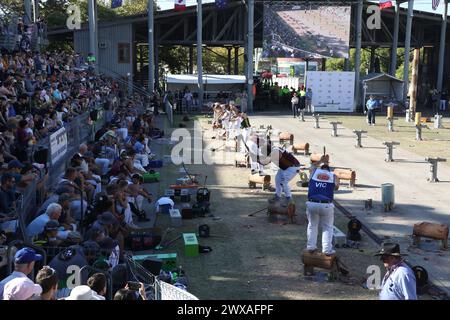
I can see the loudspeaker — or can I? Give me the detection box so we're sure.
[142,258,163,275]
[33,147,48,165]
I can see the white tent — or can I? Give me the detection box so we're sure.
[166,74,246,93]
[361,73,404,105]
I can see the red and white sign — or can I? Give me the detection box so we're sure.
[174,0,186,11]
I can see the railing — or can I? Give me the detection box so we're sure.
[164,99,174,127]
[16,104,107,242]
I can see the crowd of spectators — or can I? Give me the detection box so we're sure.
[0,46,166,300]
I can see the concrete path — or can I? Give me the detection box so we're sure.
[250,111,450,296]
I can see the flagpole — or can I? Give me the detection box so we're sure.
[197,0,204,111]
[148,0,155,93]
[247,0,254,112]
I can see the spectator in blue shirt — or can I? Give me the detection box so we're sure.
[365,95,378,126]
[375,242,417,300]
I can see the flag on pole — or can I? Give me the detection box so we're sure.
[111,0,123,9]
[174,0,187,11]
[379,0,393,10]
[215,0,229,10]
[432,0,440,10]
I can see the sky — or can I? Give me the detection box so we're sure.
[156,1,449,15]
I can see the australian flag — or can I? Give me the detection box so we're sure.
[215,0,229,10]
[111,0,123,9]
[432,0,440,11]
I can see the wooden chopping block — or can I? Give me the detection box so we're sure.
[333,168,356,187]
[310,153,329,165]
[267,201,296,224]
[279,132,294,145]
[235,153,250,168]
[292,143,310,155]
[301,250,337,276]
[248,174,271,190]
[413,222,449,249]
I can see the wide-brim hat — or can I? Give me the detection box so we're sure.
[374,242,407,257]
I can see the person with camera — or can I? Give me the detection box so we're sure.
[114,282,147,300]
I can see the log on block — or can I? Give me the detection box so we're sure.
[310,153,330,165]
[301,250,337,276]
[279,132,294,145]
[333,169,356,187]
[292,143,310,155]
[235,153,250,168]
[248,174,271,190]
[413,222,449,249]
[267,201,296,224]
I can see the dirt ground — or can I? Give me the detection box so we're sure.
[145,114,393,300]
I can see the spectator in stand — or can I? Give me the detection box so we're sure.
[32,266,59,300]
[87,273,107,300]
[0,173,17,215]
[0,247,43,298]
[26,203,69,240]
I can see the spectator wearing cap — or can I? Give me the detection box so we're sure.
[33,219,62,248]
[92,211,117,236]
[0,247,43,298]
[374,242,417,300]
[26,203,69,240]
[87,273,107,300]
[33,266,59,300]
[7,159,37,188]
[3,276,43,300]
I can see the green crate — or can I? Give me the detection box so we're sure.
[183,233,199,257]
[142,171,160,183]
[132,253,177,271]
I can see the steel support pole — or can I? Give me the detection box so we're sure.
[234,47,239,75]
[403,0,414,104]
[390,2,400,76]
[247,0,255,112]
[24,0,32,25]
[437,0,448,93]
[227,47,232,75]
[88,0,98,74]
[354,0,363,111]
[197,0,204,109]
[189,46,194,74]
[148,0,154,92]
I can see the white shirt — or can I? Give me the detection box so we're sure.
[379,262,417,300]
[0,271,27,299]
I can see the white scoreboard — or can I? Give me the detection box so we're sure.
[306,71,355,112]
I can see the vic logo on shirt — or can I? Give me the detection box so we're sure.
[315,182,328,188]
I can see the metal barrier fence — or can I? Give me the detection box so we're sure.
[18,105,107,241]
[165,99,174,127]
